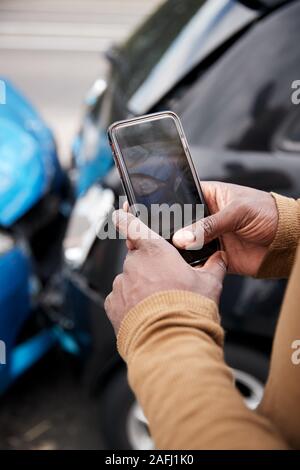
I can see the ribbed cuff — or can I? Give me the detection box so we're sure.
[117,290,219,360]
[257,193,300,278]
[269,193,300,250]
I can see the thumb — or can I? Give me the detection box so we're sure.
[201,250,228,283]
[173,206,235,249]
[112,209,160,249]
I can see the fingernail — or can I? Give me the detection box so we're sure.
[173,230,195,245]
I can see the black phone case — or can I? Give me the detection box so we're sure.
[107,114,220,265]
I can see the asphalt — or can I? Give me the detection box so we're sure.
[0,349,105,450]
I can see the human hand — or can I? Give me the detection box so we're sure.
[105,209,227,334]
[173,182,278,276]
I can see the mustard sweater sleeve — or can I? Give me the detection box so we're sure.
[257,193,300,279]
[117,290,288,449]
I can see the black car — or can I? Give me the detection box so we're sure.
[64,0,300,449]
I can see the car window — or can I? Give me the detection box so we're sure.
[115,0,202,100]
[127,1,258,114]
[176,1,300,153]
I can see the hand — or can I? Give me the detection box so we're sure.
[105,209,227,334]
[173,182,278,276]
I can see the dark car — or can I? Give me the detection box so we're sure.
[64,0,300,449]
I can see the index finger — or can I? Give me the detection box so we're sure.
[112,209,161,249]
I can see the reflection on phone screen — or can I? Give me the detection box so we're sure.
[115,116,219,264]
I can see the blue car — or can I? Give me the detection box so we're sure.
[0,78,112,394]
[0,78,67,393]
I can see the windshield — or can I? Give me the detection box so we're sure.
[128,0,257,114]
[113,0,203,101]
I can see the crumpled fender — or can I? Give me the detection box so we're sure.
[0,117,47,226]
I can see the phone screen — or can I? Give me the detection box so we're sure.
[114,115,219,264]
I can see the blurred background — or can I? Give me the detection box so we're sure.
[1,0,299,451]
[0,0,162,450]
[0,0,162,164]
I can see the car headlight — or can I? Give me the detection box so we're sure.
[0,231,14,256]
[63,186,114,269]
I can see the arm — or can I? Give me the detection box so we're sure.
[118,290,288,449]
[105,185,300,450]
[258,242,300,448]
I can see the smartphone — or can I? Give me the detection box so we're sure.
[108,111,219,265]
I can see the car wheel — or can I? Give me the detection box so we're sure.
[100,368,152,450]
[100,342,269,450]
[224,342,269,410]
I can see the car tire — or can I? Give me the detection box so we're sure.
[100,368,143,450]
[100,341,269,450]
[224,342,269,410]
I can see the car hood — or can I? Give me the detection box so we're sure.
[0,116,48,226]
[0,79,60,226]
